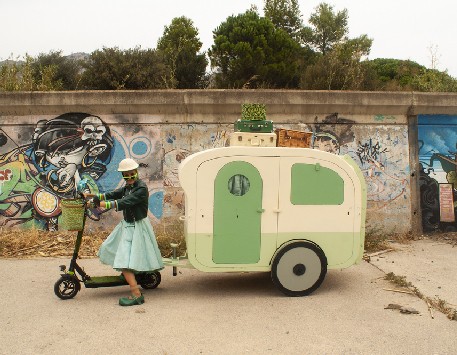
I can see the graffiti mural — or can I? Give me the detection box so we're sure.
[161,123,230,218]
[418,114,457,232]
[0,113,164,231]
[344,129,409,233]
[0,113,114,230]
[0,111,412,235]
[356,138,388,166]
[311,113,356,154]
[290,113,410,234]
[350,128,409,218]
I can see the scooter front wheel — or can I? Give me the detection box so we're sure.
[138,271,161,290]
[54,276,81,299]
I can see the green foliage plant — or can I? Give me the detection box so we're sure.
[157,16,209,89]
[31,51,81,90]
[264,0,305,44]
[80,47,171,90]
[208,10,303,88]
[0,54,62,91]
[304,3,348,55]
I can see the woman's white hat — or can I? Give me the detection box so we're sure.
[118,158,139,172]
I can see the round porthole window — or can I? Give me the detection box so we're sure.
[228,174,250,196]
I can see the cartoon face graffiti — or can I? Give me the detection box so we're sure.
[0,112,114,231]
[32,113,113,193]
[313,132,340,154]
[81,116,107,146]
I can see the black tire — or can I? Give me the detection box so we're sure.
[138,271,161,290]
[54,276,80,300]
[271,241,327,297]
[422,208,440,232]
[420,179,439,210]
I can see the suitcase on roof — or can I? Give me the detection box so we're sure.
[234,119,274,133]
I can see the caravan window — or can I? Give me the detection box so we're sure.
[290,163,344,205]
[228,174,250,196]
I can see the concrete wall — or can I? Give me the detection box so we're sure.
[1,90,456,235]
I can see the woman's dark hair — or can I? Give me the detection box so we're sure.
[33,112,114,166]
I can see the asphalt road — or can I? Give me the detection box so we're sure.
[1,247,456,355]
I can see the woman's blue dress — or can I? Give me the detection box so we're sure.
[98,218,164,272]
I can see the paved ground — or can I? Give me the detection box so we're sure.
[370,238,457,313]
[1,238,456,355]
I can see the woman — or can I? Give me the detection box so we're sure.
[85,158,163,306]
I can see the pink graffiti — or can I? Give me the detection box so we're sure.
[0,169,12,181]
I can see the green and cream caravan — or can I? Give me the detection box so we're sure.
[177,146,367,296]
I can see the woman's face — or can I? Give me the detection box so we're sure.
[122,169,138,185]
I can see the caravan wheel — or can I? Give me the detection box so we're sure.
[271,241,327,296]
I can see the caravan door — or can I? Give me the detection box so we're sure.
[195,156,279,268]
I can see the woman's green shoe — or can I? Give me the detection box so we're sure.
[119,293,144,306]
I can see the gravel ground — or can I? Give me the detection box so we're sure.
[1,238,456,355]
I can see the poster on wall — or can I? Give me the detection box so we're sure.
[439,183,455,222]
[418,114,457,232]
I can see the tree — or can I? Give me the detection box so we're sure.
[263,0,305,44]
[31,51,82,90]
[305,3,348,55]
[299,3,374,90]
[0,54,62,91]
[363,58,424,91]
[412,69,457,92]
[301,35,372,90]
[208,10,303,88]
[410,45,457,92]
[157,16,208,89]
[80,47,171,90]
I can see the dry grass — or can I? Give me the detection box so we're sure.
[364,227,457,254]
[426,231,457,245]
[0,229,106,258]
[0,217,186,259]
[384,272,412,288]
[1,220,453,261]
[154,217,187,257]
[384,271,457,321]
[364,227,415,253]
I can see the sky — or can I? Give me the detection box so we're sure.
[1,0,456,77]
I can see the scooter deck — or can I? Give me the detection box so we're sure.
[84,276,127,288]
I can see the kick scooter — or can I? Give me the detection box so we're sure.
[54,196,161,300]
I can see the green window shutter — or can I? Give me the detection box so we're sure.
[291,163,344,205]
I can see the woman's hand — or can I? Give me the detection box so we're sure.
[84,196,105,209]
[85,198,94,208]
[92,195,101,207]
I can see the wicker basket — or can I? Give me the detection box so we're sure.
[59,199,85,231]
[276,129,312,148]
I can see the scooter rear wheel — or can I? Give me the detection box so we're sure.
[138,271,161,290]
[54,276,80,299]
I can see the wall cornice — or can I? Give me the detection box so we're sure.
[0,90,456,123]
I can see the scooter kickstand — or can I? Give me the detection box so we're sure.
[170,243,178,276]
